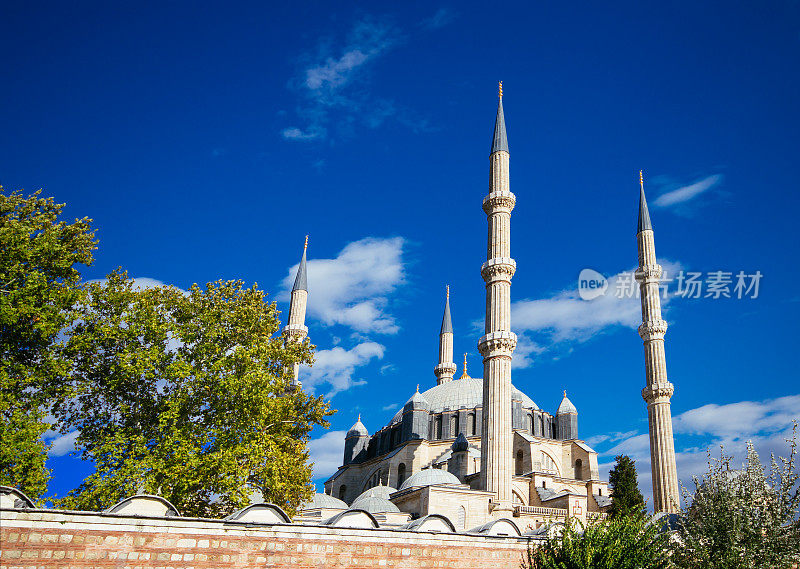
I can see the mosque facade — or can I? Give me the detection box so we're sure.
[285,85,679,531]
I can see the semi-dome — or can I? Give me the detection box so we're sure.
[351,491,401,514]
[301,492,348,510]
[354,484,397,502]
[399,468,461,491]
[390,378,537,424]
[557,391,577,415]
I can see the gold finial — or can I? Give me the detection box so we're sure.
[416,384,419,393]
[446,284,450,300]
[460,353,470,379]
[303,235,309,252]
[498,81,503,99]
[639,170,644,190]
[357,413,361,422]
[563,390,567,398]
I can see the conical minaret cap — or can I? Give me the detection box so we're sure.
[440,286,453,334]
[557,390,577,415]
[490,83,509,154]
[292,236,309,291]
[637,171,653,233]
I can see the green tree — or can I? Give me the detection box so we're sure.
[0,188,96,500]
[526,513,672,569]
[54,271,332,517]
[608,454,646,518]
[672,425,800,569]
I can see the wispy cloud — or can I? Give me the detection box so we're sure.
[308,430,347,479]
[652,174,723,209]
[282,17,401,141]
[509,261,682,366]
[420,8,455,30]
[596,394,800,510]
[302,341,385,396]
[281,237,406,334]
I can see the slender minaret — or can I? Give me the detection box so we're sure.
[282,236,309,390]
[434,286,457,384]
[635,172,679,513]
[478,82,517,513]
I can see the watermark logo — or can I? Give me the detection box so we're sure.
[578,269,608,300]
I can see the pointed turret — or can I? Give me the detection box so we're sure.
[556,390,578,440]
[491,82,509,154]
[283,236,310,390]
[434,286,457,385]
[402,386,430,442]
[344,414,369,466]
[637,170,653,233]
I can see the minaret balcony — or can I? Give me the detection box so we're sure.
[642,382,675,403]
[638,319,668,341]
[478,331,518,357]
[480,258,517,283]
[635,264,663,282]
[282,324,309,337]
[482,191,516,214]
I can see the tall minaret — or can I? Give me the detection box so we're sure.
[635,172,679,513]
[434,286,457,384]
[282,236,309,391]
[478,82,517,512]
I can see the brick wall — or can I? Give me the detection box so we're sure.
[1,508,535,569]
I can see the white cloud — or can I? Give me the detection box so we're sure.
[281,237,406,334]
[510,261,682,366]
[308,430,347,479]
[652,174,722,208]
[281,127,324,141]
[673,395,800,439]
[302,341,385,397]
[382,403,399,411]
[48,430,80,457]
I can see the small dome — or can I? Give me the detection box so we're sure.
[301,493,348,510]
[354,485,397,502]
[451,432,469,452]
[557,391,577,415]
[399,468,461,491]
[351,491,401,514]
[347,415,368,437]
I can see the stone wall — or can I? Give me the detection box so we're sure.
[1,508,535,569]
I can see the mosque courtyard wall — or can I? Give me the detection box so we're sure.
[0,506,535,569]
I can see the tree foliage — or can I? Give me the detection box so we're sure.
[53,271,333,517]
[608,454,646,518]
[0,187,96,499]
[526,513,672,569]
[673,425,800,569]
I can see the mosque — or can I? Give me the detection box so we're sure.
[282,84,680,532]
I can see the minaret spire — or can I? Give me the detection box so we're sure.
[434,285,456,384]
[478,84,517,513]
[638,170,652,232]
[491,82,509,154]
[635,173,679,513]
[283,236,310,390]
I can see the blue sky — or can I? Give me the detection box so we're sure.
[2,2,799,507]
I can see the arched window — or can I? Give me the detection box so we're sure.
[574,459,583,480]
[457,505,467,530]
[512,490,525,505]
[468,413,476,436]
[339,485,346,501]
[598,488,602,496]
[435,415,443,439]
[540,452,559,475]
[397,463,406,486]
[528,414,534,434]
[451,414,459,437]
[515,450,524,475]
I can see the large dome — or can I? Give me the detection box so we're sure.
[301,493,348,510]
[391,378,537,424]
[399,468,461,491]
